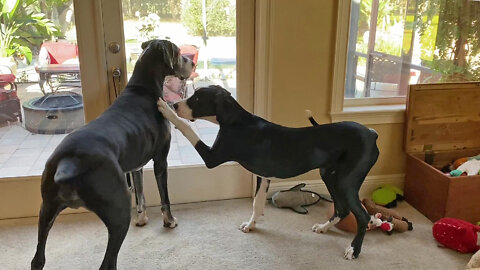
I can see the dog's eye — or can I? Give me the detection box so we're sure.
[195,97,199,102]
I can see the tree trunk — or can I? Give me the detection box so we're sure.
[39,0,48,15]
[452,0,469,69]
[124,0,132,18]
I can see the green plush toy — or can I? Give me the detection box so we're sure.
[371,184,404,208]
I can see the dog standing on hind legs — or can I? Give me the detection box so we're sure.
[157,85,379,259]
[31,39,193,270]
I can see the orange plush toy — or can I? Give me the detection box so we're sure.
[326,203,363,233]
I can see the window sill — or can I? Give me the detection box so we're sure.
[330,104,406,125]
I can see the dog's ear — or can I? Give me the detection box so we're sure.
[160,41,177,70]
[141,40,153,50]
[215,88,239,124]
[212,85,225,90]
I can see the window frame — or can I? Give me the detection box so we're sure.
[330,0,406,125]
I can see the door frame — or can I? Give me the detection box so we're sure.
[0,0,256,220]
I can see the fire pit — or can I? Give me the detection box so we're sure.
[22,91,84,134]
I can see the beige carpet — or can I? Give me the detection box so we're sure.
[0,198,472,270]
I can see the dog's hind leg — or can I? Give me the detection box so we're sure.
[240,176,270,233]
[78,162,131,270]
[342,186,370,260]
[339,150,379,259]
[153,143,177,228]
[31,200,65,270]
[91,201,131,270]
[131,169,149,226]
[343,140,379,259]
[312,168,350,234]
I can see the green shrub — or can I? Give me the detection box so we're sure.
[123,0,182,21]
[182,0,235,37]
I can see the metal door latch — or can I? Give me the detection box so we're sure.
[112,67,121,78]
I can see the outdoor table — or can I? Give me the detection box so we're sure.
[36,64,81,95]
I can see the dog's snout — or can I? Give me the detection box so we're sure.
[173,103,178,110]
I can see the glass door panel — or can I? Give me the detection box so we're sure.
[0,0,85,177]
[122,0,237,167]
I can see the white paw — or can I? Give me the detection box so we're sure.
[344,246,355,260]
[239,221,255,233]
[135,211,149,227]
[312,223,329,234]
[163,216,177,228]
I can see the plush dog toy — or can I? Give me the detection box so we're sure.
[368,213,395,233]
[329,198,413,234]
[363,198,413,234]
[433,217,480,253]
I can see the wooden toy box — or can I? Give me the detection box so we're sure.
[404,82,480,223]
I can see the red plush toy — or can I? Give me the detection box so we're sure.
[433,218,480,253]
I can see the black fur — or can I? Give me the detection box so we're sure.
[176,85,379,259]
[31,39,193,270]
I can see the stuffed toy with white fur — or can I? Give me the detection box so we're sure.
[450,159,480,176]
[467,249,480,269]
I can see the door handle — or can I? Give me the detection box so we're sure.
[111,67,122,97]
[112,67,121,78]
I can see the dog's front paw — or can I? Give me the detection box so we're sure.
[31,256,45,270]
[312,223,329,234]
[163,216,177,228]
[157,98,178,121]
[343,246,356,260]
[239,221,256,233]
[135,211,149,227]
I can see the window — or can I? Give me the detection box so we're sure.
[344,0,480,100]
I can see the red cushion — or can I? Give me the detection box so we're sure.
[433,217,480,253]
[179,45,199,65]
[41,41,78,64]
[0,74,15,83]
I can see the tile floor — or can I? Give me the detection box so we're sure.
[0,120,218,178]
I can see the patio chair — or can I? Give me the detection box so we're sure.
[179,44,199,80]
[36,40,81,94]
[367,52,402,97]
[0,65,22,123]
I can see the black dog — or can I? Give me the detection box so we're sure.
[31,39,193,270]
[157,85,379,259]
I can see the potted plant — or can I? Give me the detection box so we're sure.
[0,0,58,74]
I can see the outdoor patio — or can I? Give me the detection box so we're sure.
[0,75,236,178]
[0,4,238,178]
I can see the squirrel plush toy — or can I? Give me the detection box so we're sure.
[363,198,413,234]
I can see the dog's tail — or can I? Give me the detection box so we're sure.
[305,110,319,126]
[54,157,82,184]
